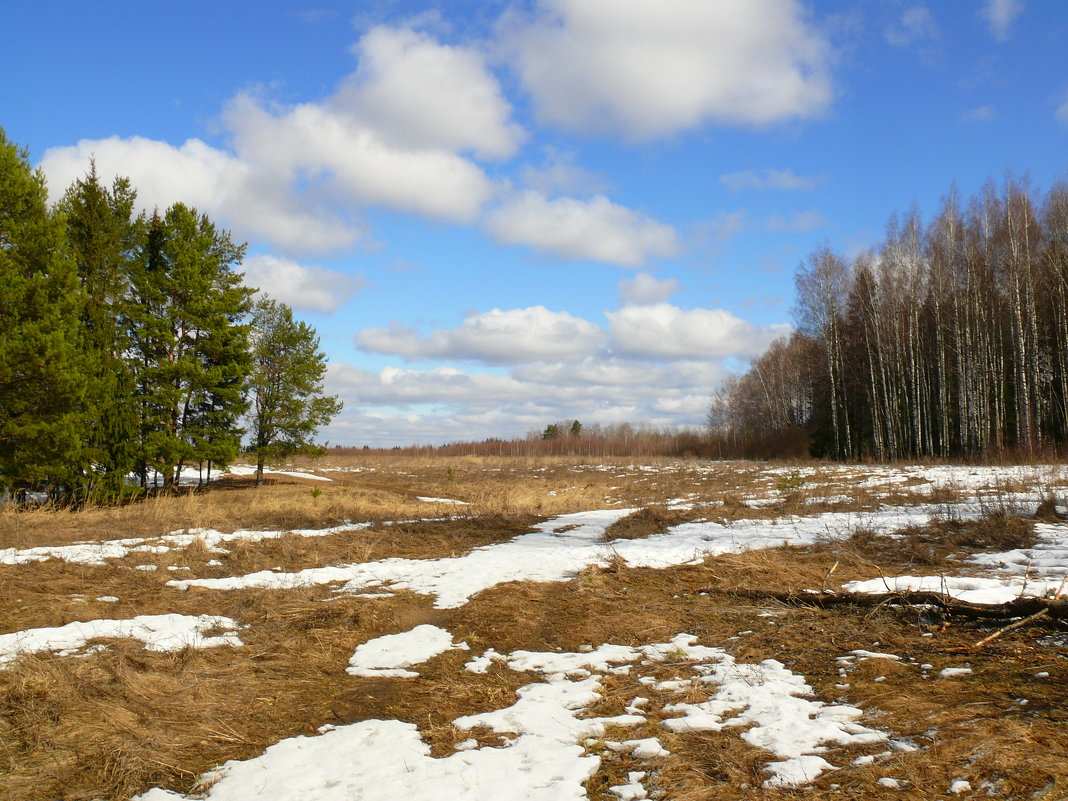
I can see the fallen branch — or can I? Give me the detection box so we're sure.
[970,608,1049,648]
[695,586,1068,621]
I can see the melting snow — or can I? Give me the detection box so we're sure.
[842,574,1065,605]
[0,614,243,666]
[346,625,468,678]
[0,522,373,566]
[135,630,888,799]
[168,501,1018,606]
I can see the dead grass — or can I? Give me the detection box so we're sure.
[1,457,1066,800]
[603,505,702,541]
[831,511,1038,571]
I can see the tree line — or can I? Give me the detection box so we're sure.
[0,128,340,501]
[712,176,1068,461]
[338,421,710,459]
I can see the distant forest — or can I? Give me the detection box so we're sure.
[712,176,1068,461]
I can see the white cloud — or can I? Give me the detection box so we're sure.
[606,303,790,359]
[513,357,726,389]
[503,0,834,140]
[980,0,1024,41]
[223,94,494,225]
[332,299,795,444]
[720,169,822,192]
[884,6,939,48]
[241,254,366,313]
[485,191,679,266]
[618,273,679,305]
[324,298,797,445]
[40,24,515,255]
[356,306,605,364]
[334,25,523,159]
[39,136,358,253]
[323,355,732,446]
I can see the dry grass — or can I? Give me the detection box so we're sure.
[830,511,1038,571]
[1,456,1066,800]
[603,505,702,541]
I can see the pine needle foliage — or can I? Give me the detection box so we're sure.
[129,204,253,489]
[0,127,86,495]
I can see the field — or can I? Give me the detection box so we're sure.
[2,456,1067,800]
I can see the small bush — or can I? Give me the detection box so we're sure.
[777,471,806,493]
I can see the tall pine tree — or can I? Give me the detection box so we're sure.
[129,203,252,489]
[0,128,85,496]
[58,163,141,498]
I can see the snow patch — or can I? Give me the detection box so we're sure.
[0,614,243,666]
[346,625,468,678]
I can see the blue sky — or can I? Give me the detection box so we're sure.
[4,0,1067,446]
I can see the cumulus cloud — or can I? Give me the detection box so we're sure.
[720,168,822,192]
[485,191,679,266]
[884,6,939,48]
[223,93,494,225]
[980,0,1024,41]
[323,355,732,446]
[618,273,680,305]
[40,23,515,254]
[325,299,796,445]
[356,306,605,364]
[502,0,834,140]
[333,25,523,159]
[241,254,366,313]
[39,136,359,253]
[512,357,726,389]
[606,303,790,359]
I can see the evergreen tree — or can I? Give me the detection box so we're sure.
[0,128,85,495]
[57,162,141,498]
[129,203,252,489]
[248,297,341,487]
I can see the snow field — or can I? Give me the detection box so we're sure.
[166,496,1068,612]
[7,462,1067,798]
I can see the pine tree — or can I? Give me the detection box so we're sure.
[129,203,252,489]
[248,297,341,487]
[0,128,86,496]
[57,162,141,498]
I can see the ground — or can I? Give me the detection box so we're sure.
[1,457,1066,800]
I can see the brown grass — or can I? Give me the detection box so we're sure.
[603,505,702,541]
[1,457,1066,800]
[831,511,1038,571]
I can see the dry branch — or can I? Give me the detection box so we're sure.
[696,586,1068,621]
